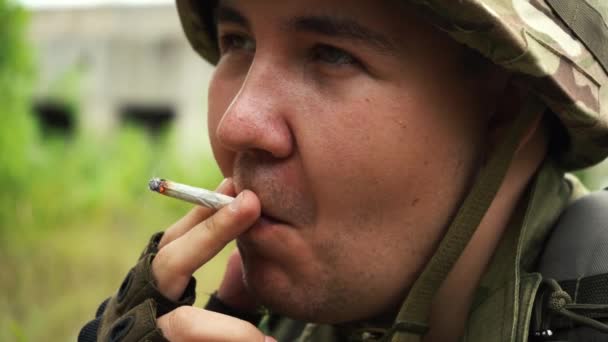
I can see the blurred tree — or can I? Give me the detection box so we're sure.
[0,0,35,235]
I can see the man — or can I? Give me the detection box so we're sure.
[80,1,608,341]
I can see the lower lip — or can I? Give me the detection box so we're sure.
[252,215,283,231]
[239,215,302,261]
[241,215,289,241]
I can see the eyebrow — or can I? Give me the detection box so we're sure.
[286,15,397,55]
[215,4,250,30]
[215,4,397,55]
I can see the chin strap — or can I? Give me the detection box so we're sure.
[385,95,546,342]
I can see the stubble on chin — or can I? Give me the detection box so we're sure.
[238,238,371,324]
[239,254,340,322]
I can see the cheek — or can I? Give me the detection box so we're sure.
[300,98,437,203]
[296,94,482,309]
[300,90,481,249]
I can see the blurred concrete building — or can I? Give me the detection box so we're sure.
[28,2,214,151]
[24,2,608,188]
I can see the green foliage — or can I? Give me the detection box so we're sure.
[0,2,227,341]
[0,124,226,341]
[0,0,37,230]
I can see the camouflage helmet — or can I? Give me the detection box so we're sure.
[176,0,608,170]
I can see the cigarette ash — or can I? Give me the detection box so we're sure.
[148,178,167,193]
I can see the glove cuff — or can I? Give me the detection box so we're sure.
[205,292,263,326]
[139,231,164,260]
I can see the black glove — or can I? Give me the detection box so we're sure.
[78,232,196,342]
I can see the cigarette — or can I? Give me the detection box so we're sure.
[148,178,234,210]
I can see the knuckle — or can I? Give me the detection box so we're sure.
[233,321,264,341]
[159,231,176,246]
[166,307,195,339]
[203,212,231,244]
[153,248,168,273]
[205,213,221,234]
[154,248,172,271]
[154,248,185,279]
[191,206,212,221]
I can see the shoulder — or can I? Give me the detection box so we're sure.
[538,188,608,280]
[532,187,608,340]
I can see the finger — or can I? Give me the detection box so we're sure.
[157,306,275,342]
[159,178,235,249]
[153,190,261,300]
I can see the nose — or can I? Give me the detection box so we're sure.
[215,61,294,159]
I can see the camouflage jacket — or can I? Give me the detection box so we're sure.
[81,159,589,342]
[259,159,582,342]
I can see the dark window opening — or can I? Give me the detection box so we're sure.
[33,100,75,137]
[120,104,175,138]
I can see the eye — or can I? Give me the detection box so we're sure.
[219,33,256,55]
[312,44,359,66]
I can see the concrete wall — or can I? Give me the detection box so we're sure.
[28,4,215,153]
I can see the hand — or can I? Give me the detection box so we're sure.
[152,178,258,301]
[150,178,272,341]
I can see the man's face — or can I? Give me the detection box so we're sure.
[208,0,500,323]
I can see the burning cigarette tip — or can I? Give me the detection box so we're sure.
[149,178,166,193]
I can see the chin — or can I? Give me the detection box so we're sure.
[241,255,324,322]
[241,259,368,324]
[237,240,393,323]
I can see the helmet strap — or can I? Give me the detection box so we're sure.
[387,94,546,342]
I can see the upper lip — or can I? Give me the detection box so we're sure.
[234,182,289,225]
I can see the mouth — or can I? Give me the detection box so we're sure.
[233,183,290,227]
[259,210,289,228]
[243,211,291,242]
[232,170,306,231]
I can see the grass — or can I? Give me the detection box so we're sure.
[1,217,235,341]
[0,126,233,341]
[0,5,232,338]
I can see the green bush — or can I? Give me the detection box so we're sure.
[0,0,36,236]
[0,2,226,340]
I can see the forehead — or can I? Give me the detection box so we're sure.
[217,0,410,26]
[216,0,427,39]
[214,0,464,59]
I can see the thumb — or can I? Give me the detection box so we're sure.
[157,306,275,342]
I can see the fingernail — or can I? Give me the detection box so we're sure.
[265,337,277,342]
[229,192,243,212]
